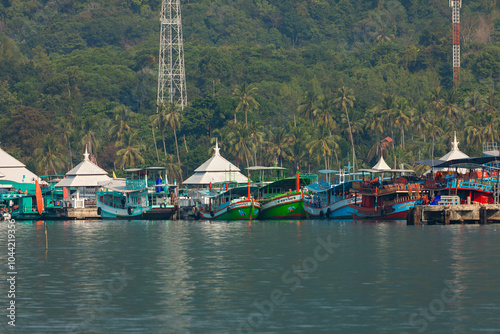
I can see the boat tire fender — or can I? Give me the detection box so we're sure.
[381,208,385,217]
[326,208,331,217]
[210,211,214,217]
[319,210,324,218]
[128,207,133,215]
[160,203,165,209]
[97,207,101,216]
[227,206,231,213]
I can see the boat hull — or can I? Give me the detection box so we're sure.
[350,198,422,220]
[199,200,260,220]
[305,195,361,219]
[258,193,308,219]
[97,201,148,219]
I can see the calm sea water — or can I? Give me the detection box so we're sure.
[1,219,500,334]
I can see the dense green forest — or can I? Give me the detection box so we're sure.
[0,0,499,181]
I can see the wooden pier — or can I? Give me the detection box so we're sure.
[407,204,500,225]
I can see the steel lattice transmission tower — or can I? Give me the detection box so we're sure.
[157,0,187,110]
[450,0,462,86]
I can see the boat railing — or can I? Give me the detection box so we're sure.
[383,194,421,207]
[438,196,460,205]
[446,179,494,192]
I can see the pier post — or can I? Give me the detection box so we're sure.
[407,207,415,225]
[480,206,487,224]
[443,208,450,225]
[414,206,421,225]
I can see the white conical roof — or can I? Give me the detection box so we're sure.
[372,155,391,171]
[193,140,241,172]
[65,148,109,176]
[184,140,248,185]
[439,132,469,161]
[55,147,111,187]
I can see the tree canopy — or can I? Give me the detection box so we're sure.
[0,0,499,178]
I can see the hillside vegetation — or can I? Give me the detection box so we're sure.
[0,0,499,180]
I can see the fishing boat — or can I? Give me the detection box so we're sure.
[97,167,177,219]
[247,167,316,220]
[0,191,43,220]
[304,169,363,219]
[421,158,499,205]
[349,156,424,220]
[0,179,65,220]
[198,181,260,220]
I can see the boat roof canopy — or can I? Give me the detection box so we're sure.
[359,168,415,174]
[246,166,286,171]
[206,185,259,198]
[434,156,500,169]
[123,167,167,173]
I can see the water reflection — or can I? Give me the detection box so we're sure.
[0,220,499,333]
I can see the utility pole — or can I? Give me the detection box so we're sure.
[157,0,187,110]
[450,0,462,86]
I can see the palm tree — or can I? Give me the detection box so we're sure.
[313,96,336,134]
[163,153,182,185]
[149,116,160,164]
[151,104,168,157]
[80,118,101,163]
[288,126,312,171]
[413,101,429,143]
[109,104,135,143]
[308,125,338,170]
[164,102,183,182]
[233,82,260,126]
[464,113,484,150]
[334,86,357,171]
[34,136,67,175]
[429,86,444,112]
[483,94,499,143]
[226,123,254,168]
[115,132,146,169]
[442,90,462,130]
[379,93,396,146]
[393,99,413,149]
[247,120,265,166]
[265,128,291,167]
[464,91,484,114]
[297,91,318,126]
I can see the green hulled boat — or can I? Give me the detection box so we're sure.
[247,167,316,220]
[198,182,260,220]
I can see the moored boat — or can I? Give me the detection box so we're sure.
[304,169,362,219]
[248,167,316,220]
[97,167,177,219]
[349,156,424,220]
[198,182,260,220]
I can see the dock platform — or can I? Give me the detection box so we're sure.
[407,204,500,225]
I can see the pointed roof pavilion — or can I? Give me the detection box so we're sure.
[0,147,42,184]
[55,147,112,188]
[439,132,469,161]
[183,140,248,186]
[372,155,392,171]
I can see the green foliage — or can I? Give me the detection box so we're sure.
[0,0,499,180]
